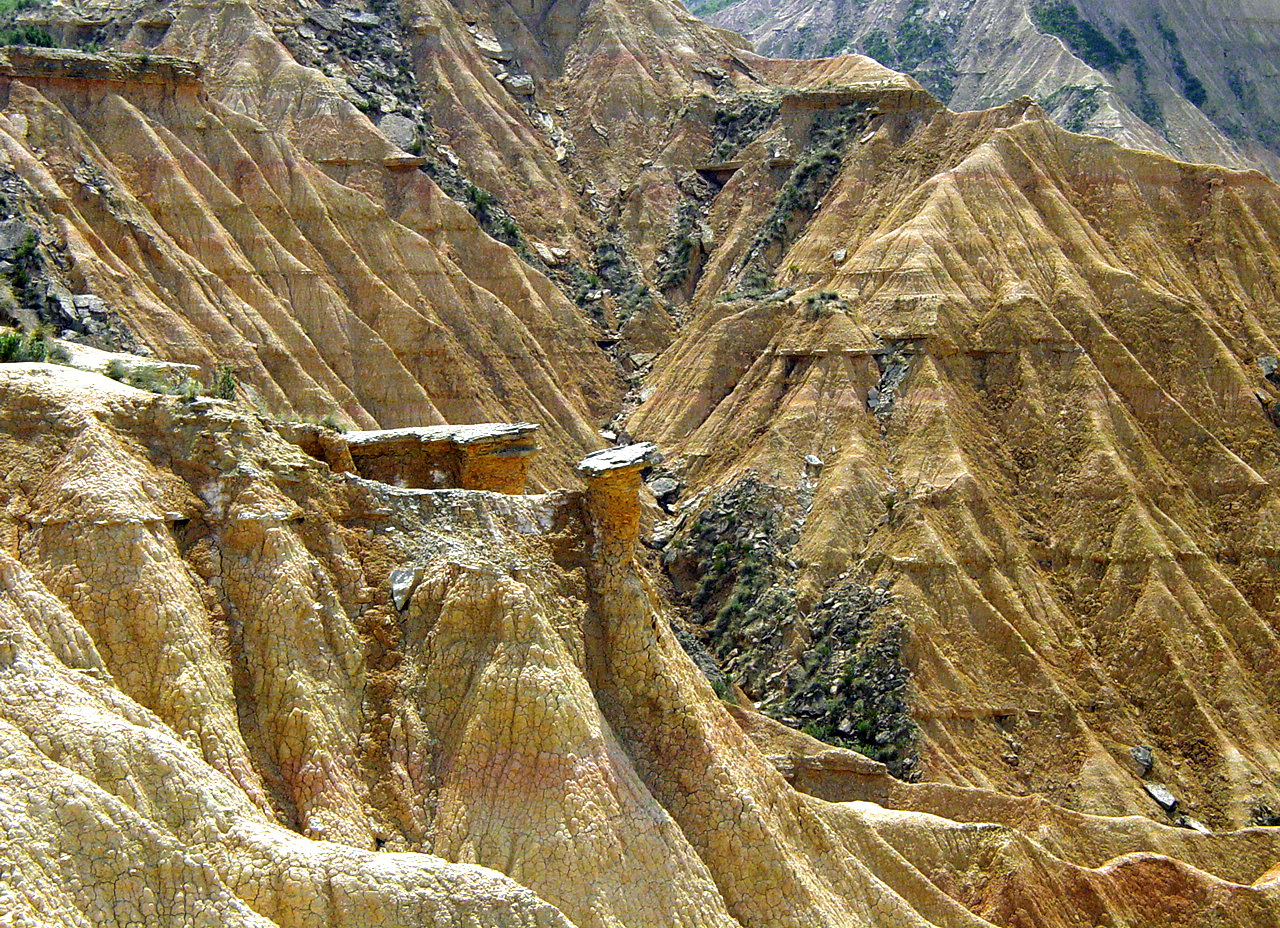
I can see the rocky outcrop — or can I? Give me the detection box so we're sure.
[0,45,616,486]
[3,0,1280,923]
[344,423,540,492]
[629,91,1280,832]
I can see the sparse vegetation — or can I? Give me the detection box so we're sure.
[0,25,54,47]
[318,412,348,433]
[1026,2,1177,132]
[857,1,958,100]
[420,157,530,254]
[720,265,778,301]
[726,102,868,298]
[1118,27,1164,130]
[0,326,66,363]
[1028,1,1125,71]
[862,30,892,67]
[802,291,845,319]
[686,0,743,19]
[655,201,702,290]
[103,358,221,400]
[210,363,236,401]
[592,235,653,322]
[710,93,780,162]
[1041,84,1104,134]
[669,477,918,778]
[1154,13,1205,108]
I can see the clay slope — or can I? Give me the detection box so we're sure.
[629,87,1280,831]
[3,361,1280,927]
[0,46,617,486]
[692,0,1280,178]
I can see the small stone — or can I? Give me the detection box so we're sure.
[1179,816,1211,834]
[306,8,342,31]
[1143,782,1178,812]
[648,476,680,502]
[377,114,417,151]
[531,242,558,265]
[342,11,382,27]
[473,36,513,61]
[1129,744,1154,775]
[502,74,535,96]
[389,566,423,611]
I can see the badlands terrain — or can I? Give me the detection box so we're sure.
[694,0,1280,179]
[0,0,1278,924]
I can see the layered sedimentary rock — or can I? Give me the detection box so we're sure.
[1,0,1280,923]
[344,422,539,492]
[628,78,1280,832]
[4,361,1280,927]
[0,43,616,486]
[692,0,1280,179]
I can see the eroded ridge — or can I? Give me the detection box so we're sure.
[1,368,1280,927]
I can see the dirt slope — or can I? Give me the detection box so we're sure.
[629,87,1280,830]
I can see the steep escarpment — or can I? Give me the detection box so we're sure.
[4,362,1280,927]
[0,45,616,485]
[692,0,1280,179]
[630,85,1280,832]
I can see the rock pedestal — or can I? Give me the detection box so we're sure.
[575,443,660,555]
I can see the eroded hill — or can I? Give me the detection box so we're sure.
[3,361,1280,927]
[690,0,1280,179]
[0,0,1278,924]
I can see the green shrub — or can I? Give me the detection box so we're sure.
[710,93,780,162]
[862,30,892,65]
[1028,1,1125,71]
[12,231,36,262]
[656,201,702,290]
[210,363,236,400]
[318,412,347,433]
[0,327,63,363]
[1042,84,1104,133]
[123,364,168,393]
[0,26,55,48]
[1155,13,1206,107]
